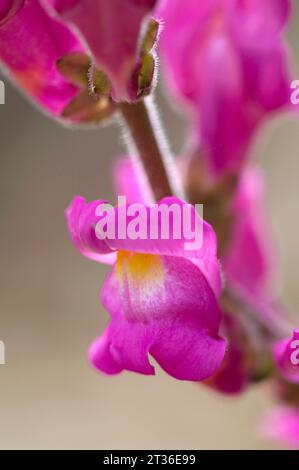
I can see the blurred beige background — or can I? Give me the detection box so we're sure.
[0,5,299,451]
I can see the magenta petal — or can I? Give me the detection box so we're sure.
[89,255,225,381]
[0,0,23,24]
[150,323,225,381]
[89,330,127,376]
[89,323,155,376]
[198,35,254,174]
[0,0,84,119]
[65,196,116,264]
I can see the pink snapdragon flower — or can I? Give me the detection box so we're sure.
[0,0,84,121]
[41,0,159,102]
[66,195,225,380]
[156,0,293,175]
[273,330,299,383]
[113,158,279,391]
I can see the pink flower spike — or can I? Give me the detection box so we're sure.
[273,330,299,384]
[156,0,294,175]
[0,0,86,121]
[65,195,225,381]
[41,0,159,102]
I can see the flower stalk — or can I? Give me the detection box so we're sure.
[119,98,185,202]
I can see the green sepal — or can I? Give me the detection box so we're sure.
[89,66,111,96]
[61,90,116,124]
[137,53,155,98]
[56,52,91,87]
[140,19,159,56]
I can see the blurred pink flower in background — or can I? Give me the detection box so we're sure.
[156,0,293,176]
[0,0,84,121]
[65,195,226,380]
[263,406,299,448]
[0,0,160,122]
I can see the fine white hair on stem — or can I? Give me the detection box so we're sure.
[145,95,186,200]
[119,97,186,202]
